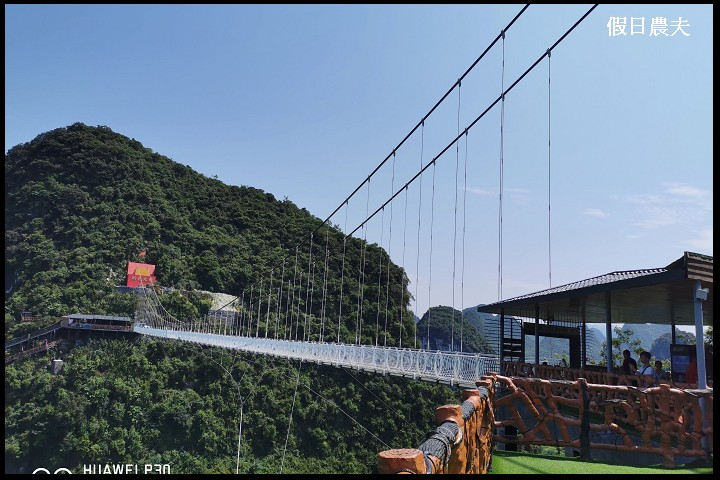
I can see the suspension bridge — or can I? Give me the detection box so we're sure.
[130,4,601,389]
[5,4,712,474]
[134,286,500,389]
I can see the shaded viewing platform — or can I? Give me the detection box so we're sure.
[478,251,712,467]
[478,251,712,389]
[379,253,712,472]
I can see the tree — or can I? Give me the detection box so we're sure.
[553,352,569,367]
[650,329,694,362]
[160,290,199,323]
[599,326,642,368]
[705,326,713,347]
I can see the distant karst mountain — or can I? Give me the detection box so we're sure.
[416,306,494,354]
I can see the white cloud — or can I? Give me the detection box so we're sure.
[465,185,529,204]
[624,193,664,205]
[624,182,712,229]
[662,182,708,199]
[506,187,530,205]
[625,233,645,240]
[465,186,493,196]
[634,206,686,228]
[685,228,713,254]
[583,208,609,218]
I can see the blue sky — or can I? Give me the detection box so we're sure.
[5,4,713,325]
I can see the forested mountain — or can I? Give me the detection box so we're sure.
[618,324,695,360]
[5,122,420,346]
[416,306,493,353]
[4,123,459,474]
[651,330,696,361]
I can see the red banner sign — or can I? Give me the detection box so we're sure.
[127,262,157,287]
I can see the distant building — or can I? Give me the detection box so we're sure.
[60,313,132,331]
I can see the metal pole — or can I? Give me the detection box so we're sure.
[693,280,708,390]
[605,292,612,373]
[693,280,709,456]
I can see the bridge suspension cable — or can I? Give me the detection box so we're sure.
[414,121,424,348]
[289,247,298,340]
[399,184,409,349]
[343,3,598,272]
[346,1,594,239]
[320,228,330,342]
[498,29,505,302]
[275,259,285,339]
[313,4,531,237]
[356,180,371,345]
[383,152,396,347]
[303,236,314,342]
[547,48,553,289]
[196,5,536,350]
[461,128,468,352]
[318,4,597,354]
[375,204,385,347]
[337,203,348,344]
[427,161,436,349]
[451,79,461,352]
[265,268,273,339]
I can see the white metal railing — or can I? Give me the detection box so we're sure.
[135,326,500,388]
[133,286,500,388]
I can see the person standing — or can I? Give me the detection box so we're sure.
[637,351,655,386]
[653,360,668,383]
[621,349,637,375]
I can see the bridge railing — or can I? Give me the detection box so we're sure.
[377,375,498,473]
[5,339,62,364]
[5,321,62,349]
[135,327,500,388]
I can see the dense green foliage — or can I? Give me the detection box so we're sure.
[5,339,459,474]
[4,123,463,473]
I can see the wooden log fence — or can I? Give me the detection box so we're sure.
[378,373,713,472]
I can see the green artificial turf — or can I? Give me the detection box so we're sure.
[489,450,713,475]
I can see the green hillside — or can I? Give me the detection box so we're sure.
[4,123,457,474]
[5,123,420,346]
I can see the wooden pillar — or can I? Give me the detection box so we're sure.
[377,448,427,474]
